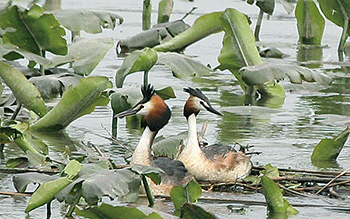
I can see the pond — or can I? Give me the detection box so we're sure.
[1,0,350,218]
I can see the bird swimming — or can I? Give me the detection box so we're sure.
[176,87,252,181]
[116,84,191,195]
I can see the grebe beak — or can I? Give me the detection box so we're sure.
[204,105,223,116]
[115,108,139,118]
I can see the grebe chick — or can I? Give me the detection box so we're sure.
[176,87,252,181]
[116,84,191,195]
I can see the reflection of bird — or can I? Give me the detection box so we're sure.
[176,87,252,181]
[116,84,190,195]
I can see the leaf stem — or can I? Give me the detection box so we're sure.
[337,0,349,61]
[46,200,52,219]
[143,70,149,86]
[10,103,22,120]
[254,9,264,42]
[142,175,154,207]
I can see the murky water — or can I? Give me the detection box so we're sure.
[1,0,350,218]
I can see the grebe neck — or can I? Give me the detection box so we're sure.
[130,126,157,166]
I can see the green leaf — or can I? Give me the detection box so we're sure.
[181,203,216,219]
[53,10,123,33]
[143,0,151,30]
[13,172,58,193]
[130,164,163,185]
[31,76,112,131]
[75,203,164,219]
[157,52,212,78]
[296,0,325,45]
[256,0,275,15]
[240,63,333,86]
[63,160,82,179]
[155,86,176,100]
[115,48,158,88]
[25,177,72,213]
[110,87,142,115]
[153,132,186,159]
[154,12,222,52]
[0,4,67,58]
[261,175,298,216]
[218,8,262,71]
[170,179,202,211]
[158,0,173,24]
[50,37,114,76]
[311,126,350,161]
[6,157,29,168]
[0,132,11,143]
[0,61,47,117]
[260,163,280,178]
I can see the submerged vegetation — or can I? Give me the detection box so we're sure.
[0,0,350,218]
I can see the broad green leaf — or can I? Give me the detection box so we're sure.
[158,0,173,24]
[296,0,325,45]
[317,0,350,35]
[0,4,67,59]
[260,163,280,178]
[13,134,41,155]
[13,172,58,193]
[256,0,275,15]
[25,177,72,212]
[75,203,164,219]
[218,8,262,71]
[143,0,151,30]
[261,175,298,216]
[6,157,29,168]
[311,126,350,161]
[0,39,52,66]
[170,179,202,211]
[157,52,212,78]
[240,63,332,86]
[63,160,82,179]
[181,203,216,219]
[154,12,222,52]
[155,86,176,100]
[170,186,187,211]
[0,61,47,117]
[53,10,123,33]
[0,133,11,143]
[31,76,112,131]
[110,87,142,115]
[50,37,114,76]
[130,164,162,185]
[115,48,158,88]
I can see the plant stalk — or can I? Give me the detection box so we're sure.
[0,144,4,159]
[46,200,52,219]
[143,70,149,86]
[337,0,349,61]
[142,0,151,30]
[254,9,264,42]
[142,175,154,207]
[10,103,22,120]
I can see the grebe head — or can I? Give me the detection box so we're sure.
[183,87,223,119]
[116,84,171,132]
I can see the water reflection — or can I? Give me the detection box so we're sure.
[297,45,323,68]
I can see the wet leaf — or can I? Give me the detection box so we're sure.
[75,203,164,219]
[6,157,29,168]
[13,172,58,193]
[53,9,123,33]
[0,4,67,59]
[50,37,114,76]
[155,86,176,100]
[247,0,275,15]
[31,76,112,131]
[153,132,186,159]
[260,163,280,178]
[110,87,141,115]
[158,0,173,24]
[115,48,158,88]
[181,203,216,219]
[296,0,325,45]
[261,175,298,216]
[240,63,332,86]
[143,0,151,30]
[130,164,163,185]
[259,47,287,59]
[311,126,350,161]
[63,160,82,179]
[157,52,212,78]
[0,132,11,143]
[170,179,202,211]
[0,61,47,117]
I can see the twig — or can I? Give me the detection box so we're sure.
[0,191,31,196]
[315,167,350,195]
[100,124,132,151]
[278,183,310,198]
[10,103,22,120]
[329,187,343,199]
[198,121,208,146]
[89,142,114,169]
[253,166,350,177]
[0,167,59,174]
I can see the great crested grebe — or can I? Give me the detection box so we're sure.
[116,84,191,195]
[176,87,252,181]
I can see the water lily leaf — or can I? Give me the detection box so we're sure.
[181,203,216,219]
[260,163,280,178]
[158,0,173,24]
[153,132,186,159]
[75,203,164,219]
[53,9,123,33]
[240,63,332,86]
[261,175,298,216]
[29,73,82,99]
[157,52,212,78]
[0,4,67,60]
[13,172,58,193]
[25,177,73,213]
[50,37,114,76]
[170,179,202,212]
[0,61,47,117]
[130,164,163,185]
[296,0,325,45]
[259,47,287,59]
[154,12,222,52]
[63,160,82,179]
[155,86,176,100]
[218,8,262,71]
[110,87,141,115]
[31,76,112,131]
[245,0,275,15]
[115,48,158,88]
[311,126,350,161]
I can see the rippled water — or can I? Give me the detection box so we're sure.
[1,0,350,218]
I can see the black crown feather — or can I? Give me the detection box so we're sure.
[139,84,156,104]
[183,87,210,103]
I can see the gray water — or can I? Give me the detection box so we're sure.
[1,0,350,218]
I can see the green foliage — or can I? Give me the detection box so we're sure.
[143,0,152,30]
[296,0,325,45]
[158,0,174,24]
[115,48,158,88]
[261,175,299,217]
[245,0,275,15]
[152,132,186,159]
[0,61,47,117]
[311,126,350,161]
[130,164,163,185]
[31,76,112,131]
[317,0,350,34]
[0,4,67,60]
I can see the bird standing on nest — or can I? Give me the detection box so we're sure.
[176,87,252,181]
[116,84,191,195]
